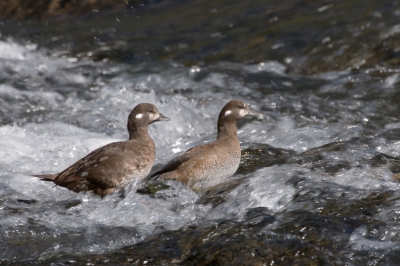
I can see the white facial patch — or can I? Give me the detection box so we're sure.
[225,110,232,116]
[135,113,143,119]
[149,113,159,121]
[239,108,249,117]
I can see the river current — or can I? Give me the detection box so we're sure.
[1,1,400,265]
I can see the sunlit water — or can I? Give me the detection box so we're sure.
[1,32,400,265]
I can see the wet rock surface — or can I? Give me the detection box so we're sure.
[0,0,145,20]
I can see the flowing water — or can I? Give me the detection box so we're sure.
[1,0,400,265]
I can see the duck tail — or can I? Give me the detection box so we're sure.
[32,174,58,181]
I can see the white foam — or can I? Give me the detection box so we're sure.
[332,166,400,190]
[0,123,115,175]
[207,165,299,220]
[380,23,400,39]
[245,61,287,75]
[350,227,397,250]
[241,116,363,152]
[0,39,34,60]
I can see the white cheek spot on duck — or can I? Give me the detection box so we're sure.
[149,113,159,120]
[239,108,248,117]
[225,110,232,116]
[135,113,143,119]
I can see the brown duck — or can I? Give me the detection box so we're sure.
[150,100,257,189]
[34,103,169,196]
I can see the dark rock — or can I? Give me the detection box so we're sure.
[0,0,144,20]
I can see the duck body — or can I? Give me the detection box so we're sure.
[34,103,169,196]
[155,136,241,189]
[151,100,256,189]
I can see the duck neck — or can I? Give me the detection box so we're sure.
[217,118,238,140]
[128,124,150,140]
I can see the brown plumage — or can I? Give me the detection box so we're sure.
[34,103,169,196]
[151,100,257,189]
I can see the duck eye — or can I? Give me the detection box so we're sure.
[149,109,155,113]
[238,105,244,109]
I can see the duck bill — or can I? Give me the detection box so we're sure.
[247,108,262,116]
[157,113,170,121]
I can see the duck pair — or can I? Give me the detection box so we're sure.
[34,100,258,196]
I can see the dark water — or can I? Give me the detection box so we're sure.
[1,0,400,265]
